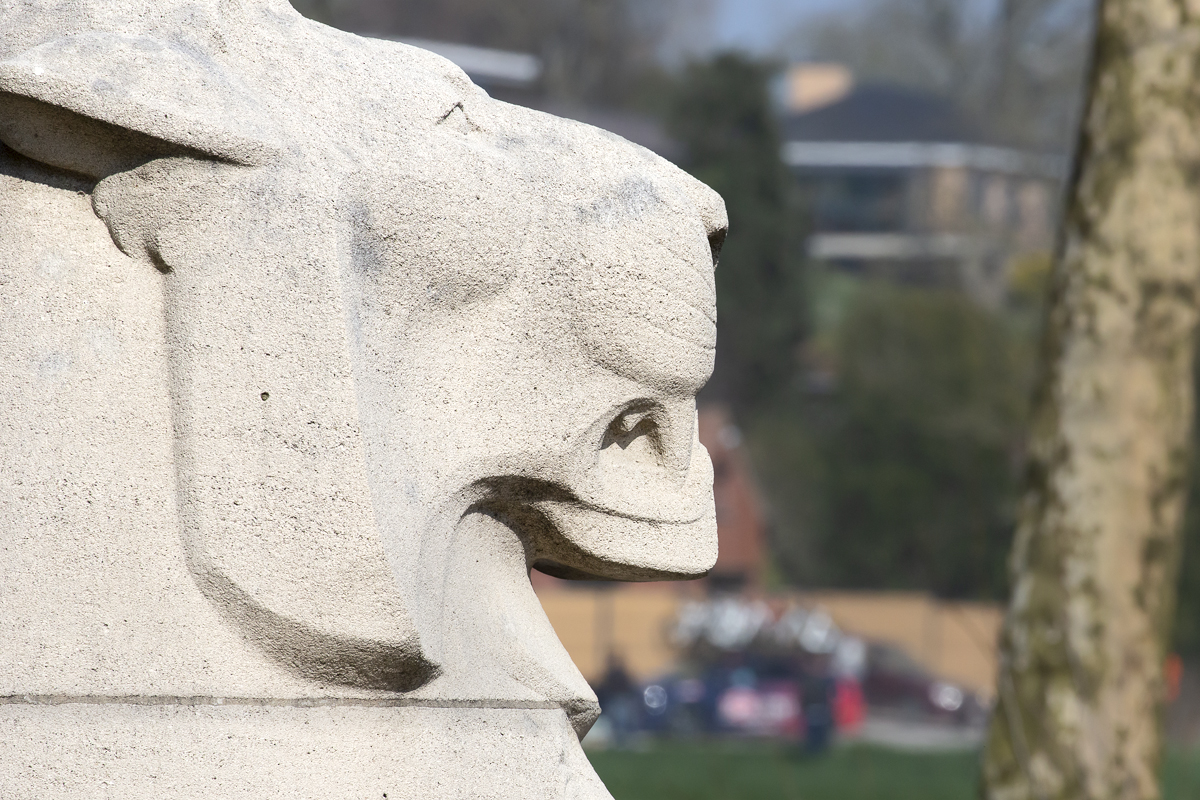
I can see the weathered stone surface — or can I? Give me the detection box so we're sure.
[0,1,724,796]
[1,703,605,798]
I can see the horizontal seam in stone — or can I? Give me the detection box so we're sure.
[0,695,562,709]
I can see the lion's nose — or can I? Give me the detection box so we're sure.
[528,397,716,580]
[562,398,709,526]
[599,399,697,480]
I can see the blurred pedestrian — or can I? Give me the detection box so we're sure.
[596,654,638,747]
[799,654,836,754]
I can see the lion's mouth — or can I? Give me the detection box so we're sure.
[469,467,717,584]
[532,500,716,581]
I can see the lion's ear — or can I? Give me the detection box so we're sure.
[0,32,279,179]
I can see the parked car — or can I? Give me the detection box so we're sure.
[861,642,987,724]
[634,656,855,740]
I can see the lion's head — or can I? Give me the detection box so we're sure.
[0,0,725,737]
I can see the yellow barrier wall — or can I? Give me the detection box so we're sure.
[534,584,1002,696]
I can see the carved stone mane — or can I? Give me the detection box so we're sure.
[0,1,725,796]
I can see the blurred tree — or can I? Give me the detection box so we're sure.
[813,286,1029,598]
[664,54,813,590]
[665,53,807,412]
[664,55,1045,603]
[761,283,1033,598]
[789,0,1092,151]
[981,2,1200,798]
[288,0,689,106]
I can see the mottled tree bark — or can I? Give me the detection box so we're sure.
[981,3,1200,800]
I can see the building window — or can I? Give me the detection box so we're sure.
[804,171,908,233]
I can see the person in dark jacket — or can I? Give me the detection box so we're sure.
[596,654,639,747]
[800,654,837,754]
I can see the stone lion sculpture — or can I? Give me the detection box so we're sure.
[0,1,725,796]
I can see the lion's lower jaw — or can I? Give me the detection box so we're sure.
[403,506,603,737]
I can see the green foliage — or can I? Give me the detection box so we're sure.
[665,53,808,411]
[764,282,1035,600]
[665,55,1033,601]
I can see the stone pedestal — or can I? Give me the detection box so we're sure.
[1,703,605,798]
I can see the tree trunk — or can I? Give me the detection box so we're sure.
[981,3,1200,800]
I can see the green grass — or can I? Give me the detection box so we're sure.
[588,742,1200,800]
[1164,748,1200,800]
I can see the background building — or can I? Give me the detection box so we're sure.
[782,63,1064,305]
